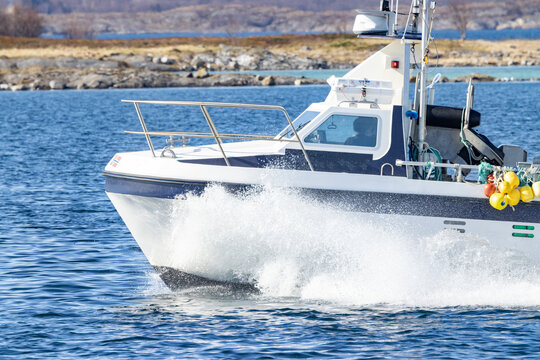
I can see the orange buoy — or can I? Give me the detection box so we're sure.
[520,186,534,203]
[506,188,520,206]
[489,192,507,210]
[487,173,495,184]
[484,183,496,198]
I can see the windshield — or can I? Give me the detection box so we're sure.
[279,111,320,139]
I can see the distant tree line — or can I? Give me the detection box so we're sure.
[0,0,534,14]
[0,5,42,37]
[0,0,381,14]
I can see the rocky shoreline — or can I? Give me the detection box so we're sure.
[0,45,343,91]
[1,43,538,91]
[1,67,538,92]
[0,67,326,91]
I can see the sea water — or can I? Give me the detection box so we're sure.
[0,82,539,358]
[221,66,540,81]
[41,27,540,41]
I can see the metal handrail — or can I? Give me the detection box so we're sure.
[124,131,299,142]
[380,163,394,176]
[395,159,480,170]
[396,159,511,183]
[122,100,314,171]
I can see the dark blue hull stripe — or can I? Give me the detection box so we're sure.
[104,173,540,224]
[177,149,407,176]
[105,173,213,198]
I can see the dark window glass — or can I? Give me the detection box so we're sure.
[305,115,378,147]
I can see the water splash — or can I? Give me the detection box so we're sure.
[163,185,540,307]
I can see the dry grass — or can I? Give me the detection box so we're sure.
[0,44,216,59]
[0,35,538,66]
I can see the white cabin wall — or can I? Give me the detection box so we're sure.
[336,40,408,106]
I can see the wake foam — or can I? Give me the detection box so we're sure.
[162,185,540,307]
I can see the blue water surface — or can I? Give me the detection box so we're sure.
[0,83,539,358]
[219,66,540,81]
[432,28,540,41]
[42,28,540,41]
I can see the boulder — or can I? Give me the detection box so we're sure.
[160,56,174,65]
[76,74,114,89]
[112,72,144,88]
[235,54,257,69]
[261,75,275,86]
[10,84,25,91]
[151,56,174,65]
[28,79,50,91]
[451,73,497,82]
[49,80,66,90]
[202,74,257,87]
[273,75,297,85]
[195,68,209,79]
[16,57,56,69]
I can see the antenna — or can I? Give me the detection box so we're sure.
[417,0,433,167]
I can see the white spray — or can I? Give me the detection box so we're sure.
[161,185,540,307]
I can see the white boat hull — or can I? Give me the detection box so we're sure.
[107,190,540,289]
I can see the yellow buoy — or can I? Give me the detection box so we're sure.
[490,192,507,210]
[520,186,534,203]
[498,181,512,194]
[533,182,540,199]
[507,188,520,206]
[503,171,520,189]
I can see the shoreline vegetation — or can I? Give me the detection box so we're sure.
[1,34,539,91]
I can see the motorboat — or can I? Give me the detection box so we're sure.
[104,0,540,290]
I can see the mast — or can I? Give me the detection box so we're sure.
[418,0,431,161]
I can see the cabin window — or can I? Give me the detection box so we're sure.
[282,111,320,139]
[305,114,378,147]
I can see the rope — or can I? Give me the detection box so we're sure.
[401,0,415,42]
[478,162,493,184]
[410,138,443,181]
[425,146,442,181]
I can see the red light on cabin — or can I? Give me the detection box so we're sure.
[391,60,399,69]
